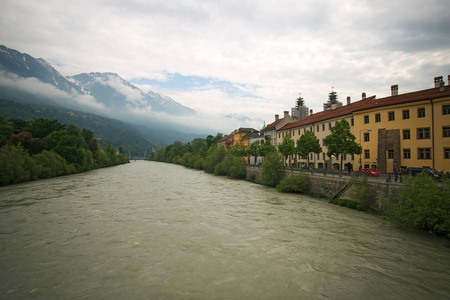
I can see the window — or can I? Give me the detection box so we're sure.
[364,115,369,124]
[310,153,313,160]
[304,128,306,133]
[317,125,319,132]
[418,108,425,118]
[388,149,394,159]
[351,154,354,160]
[322,124,325,131]
[298,129,300,135]
[417,127,431,139]
[443,104,450,115]
[329,122,331,129]
[403,149,411,159]
[375,114,381,122]
[351,118,354,126]
[364,150,370,159]
[403,110,409,119]
[322,153,325,160]
[389,111,395,121]
[418,148,431,160]
[364,132,370,142]
[344,154,347,160]
[444,126,450,138]
[403,129,410,140]
[445,148,450,159]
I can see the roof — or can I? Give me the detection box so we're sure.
[279,85,450,132]
[352,85,450,113]
[279,96,376,131]
[235,127,257,133]
[261,118,283,132]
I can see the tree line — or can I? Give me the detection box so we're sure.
[151,119,361,172]
[0,115,129,185]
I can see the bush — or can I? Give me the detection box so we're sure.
[229,163,246,179]
[260,152,285,187]
[349,176,377,211]
[276,174,311,193]
[204,146,226,173]
[383,174,450,236]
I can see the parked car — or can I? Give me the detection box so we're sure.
[361,168,380,177]
[406,167,441,180]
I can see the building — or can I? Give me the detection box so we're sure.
[278,94,373,170]
[291,93,309,121]
[261,111,296,146]
[233,128,258,149]
[352,76,450,173]
[217,134,234,150]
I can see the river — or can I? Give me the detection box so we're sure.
[0,161,449,299]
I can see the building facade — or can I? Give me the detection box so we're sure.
[353,76,450,173]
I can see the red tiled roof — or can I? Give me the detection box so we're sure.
[352,85,450,113]
[218,134,230,143]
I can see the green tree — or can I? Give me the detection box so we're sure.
[278,134,296,171]
[383,174,450,236]
[153,147,166,162]
[204,145,226,173]
[260,152,285,187]
[296,131,322,167]
[8,118,28,134]
[82,129,99,153]
[258,140,276,160]
[24,118,66,139]
[323,119,361,170]
[0,115,14,147]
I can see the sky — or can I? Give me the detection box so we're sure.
[1,0,450,133]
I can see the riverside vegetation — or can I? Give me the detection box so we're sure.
[153,136,450,238]
[0,115,128,185]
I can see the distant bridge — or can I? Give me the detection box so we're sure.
[130,157,148,161]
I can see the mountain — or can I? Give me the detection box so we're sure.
[0,45,83,95]
[0,45,205,145]
[67,72,195,116]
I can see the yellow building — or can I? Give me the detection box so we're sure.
[352,76,450,173]
[233,128,253,148]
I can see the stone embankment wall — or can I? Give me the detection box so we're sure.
[246,166,402,209]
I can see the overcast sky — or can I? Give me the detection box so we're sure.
[1,0,450,132]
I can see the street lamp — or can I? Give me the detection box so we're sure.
[359,129,372,171]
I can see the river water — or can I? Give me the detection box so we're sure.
[0,161,449,299]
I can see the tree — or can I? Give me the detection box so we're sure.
[24,118,66,139]
[323,119,361,170]
[260,152,285,187]
[258,140,276,160]
[277,134,296,171]
[9,131,45,155]
[296,131,322,167]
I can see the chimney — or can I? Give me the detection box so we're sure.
[283,111,289,118]
[391,84,399,96]
[347,96,351,105]
[275,114,279,121]
[310,109,313,115]
[448,75,450,86]
[434,76,443,88]
[362,92,366,99]
[440,81,445,92]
